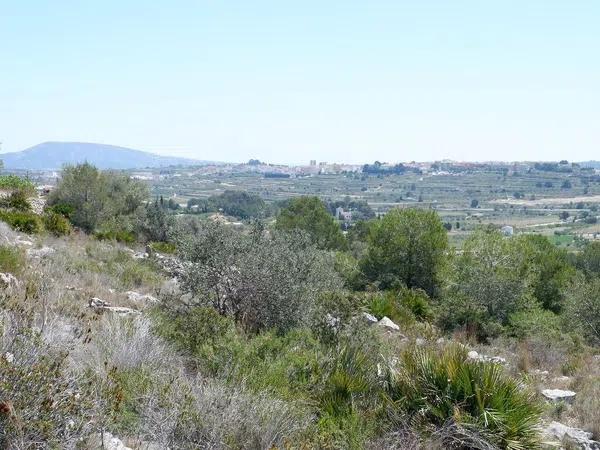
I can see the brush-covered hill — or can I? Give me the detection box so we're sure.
[0,141,209,170]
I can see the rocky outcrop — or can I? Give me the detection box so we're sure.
[377,316,401,332]
[27,246,55,258]
[467,350,507,365]
[541,388,577,404]
[89,297,140,315]
[126,291,159,304]
[543,421,600,450]
[362,312,378,324]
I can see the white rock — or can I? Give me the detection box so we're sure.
[100,432,133,450]
[0,272,19,288]
[89,297,140,315]
[415,338,426,346]
[126,291,159,304]
[377,316,400,332]
[543,421,600,450]
[552,375,571,384]
[467,350,480,360]
[362,312,378,324]
[27,246,55,258]
[436,337,445,345]
[4,352,14,364]
[542,389,577,403]
[325,313,341,328]
[89,297,111,308]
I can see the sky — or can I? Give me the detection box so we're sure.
[1,1,599,165]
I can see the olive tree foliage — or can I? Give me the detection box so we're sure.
[275,196,347,250]
[360,208,448,296]
[176,221,342,332]
[47,163,148,232]
[565,275,600,346]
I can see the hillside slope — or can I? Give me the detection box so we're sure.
[0,141,208,170]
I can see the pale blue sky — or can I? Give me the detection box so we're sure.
[1,1,599,164]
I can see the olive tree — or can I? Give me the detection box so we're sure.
[177,221,341,332]
[360,208,448,295]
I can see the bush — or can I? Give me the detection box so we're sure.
[0,175,35,194]
[94,229,136,243]
[383,345,542,449]
[0,245,25,274]
[42,211,72,236]
[0,189,31,211]
[148,241,176,254]
[0,209,43,233]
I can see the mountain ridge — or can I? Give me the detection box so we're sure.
[0,141,210,170]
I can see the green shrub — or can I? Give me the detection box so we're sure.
[0,189,31,210]
[149,241,176,254]
[367,291,415,327]
[94,229,136,243]
[383,345,542,449]
[0,209,43,233]
[47,202,75,219]
[0,175,35,194]
[0,245,25,274]
[42,211,72,236]
[399,287,433,320]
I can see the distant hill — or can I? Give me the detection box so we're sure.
[579,161,600,169]
[0,142,210,170]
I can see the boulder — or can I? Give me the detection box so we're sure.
[377,316,400,332]
[90,431,133,450]
[467,350,507,365]
[362,312,378,324]
[542,388,577,403]
[543,421,600,450]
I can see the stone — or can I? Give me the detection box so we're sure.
[542,389,577,403]
[126,291,159,304]
[467,350,480,360]
[415,338,426,346]
[543,421,600,450]
[89,297,140,315]
[0,272,19,289]
[3,352,14,364]
[27,246,55,258]
[91,431,133,450]
[377,316,400,332]
[436,337,445,345]
[362,312,378,324]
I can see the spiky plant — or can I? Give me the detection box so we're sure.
[383,345,542,450]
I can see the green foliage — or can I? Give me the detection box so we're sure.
[47,202,75,219]
[149,241,177,254]
[0,175,35,194]
[565,276,600,346]
[0,209,43,233]
[515,234,573,313]
[0,245,25,274]
[575,241,600,278]
[47,163,148,232]
[211,190,267,219]
[508,308,563,341]
[135,199,174,242]
[0,189,31,211]
[275,196,347,250]
[94,229,136,243]
[42,211,72,236]
[178,221,341,333]
[360,208,448,295]
[383,345,542,449]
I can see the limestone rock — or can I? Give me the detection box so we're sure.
[27,246,55,258]
[542,389,577,403]
[126,291,159,304]
[362,312,378,324]
[543,421,600,450]
[89,297,140,315]
[377,316,400,332]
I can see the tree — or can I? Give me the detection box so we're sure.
[275,196,346,250]
[561,180,572,189]
[47,163,148,232]
[515,234,573,313]
[470,199,479,208]
[566,276,600,345]
[575,241,600,277]
[360,208,448,295]
[177,222,341,332]
[439,228,532,340]
[135,198,175,242]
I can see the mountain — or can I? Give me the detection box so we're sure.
[0,142,210,170]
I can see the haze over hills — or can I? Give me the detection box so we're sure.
[0,142,210,170]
